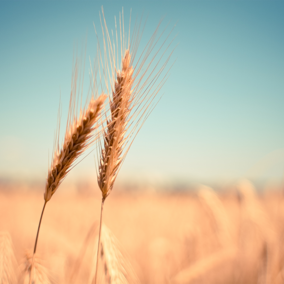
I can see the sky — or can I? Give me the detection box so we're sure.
[0,0,284,188]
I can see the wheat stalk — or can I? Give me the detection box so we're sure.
[0,231,17,284]
[94,49,134,283]
[94,46,135,284]
[92,7,175,283]
[29,88,106,283]
[94,50,134,284]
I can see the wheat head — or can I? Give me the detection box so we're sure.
[92,8,175,284]
[95,7,175,199]
[98,50,133,200]
[45,94,106,202]
[30,64,107,284]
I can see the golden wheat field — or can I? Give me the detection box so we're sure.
[1,4,284,284]
[1,180,284,284]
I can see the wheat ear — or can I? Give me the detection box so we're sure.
[93,49,133,284]
[29,94,106,284]
[98,50,133,200]
[92,7,175,283]
[0,231,17,284]
[44,94,106,202]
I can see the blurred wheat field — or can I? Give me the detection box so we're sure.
[1,181,284,284]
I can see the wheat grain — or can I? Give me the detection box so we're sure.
[92,7,175,283]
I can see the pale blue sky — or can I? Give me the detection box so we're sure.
[1,1,284,187]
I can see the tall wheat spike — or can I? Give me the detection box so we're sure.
[44,93,106,202]
[97,49,133,200]
[0,231,17,284]
[92,7,175,284]
[29,60,107,284]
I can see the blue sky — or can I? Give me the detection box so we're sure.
[1,1,284,187]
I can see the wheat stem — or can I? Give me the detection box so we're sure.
[29,201,47,284]
[29,94,106,284]
[93,197,105,284]
[29,201,46,284]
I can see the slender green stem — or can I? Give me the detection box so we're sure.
[29,201,47,284]
[93,197,105,284]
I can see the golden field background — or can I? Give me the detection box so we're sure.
[1,180,284,284]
